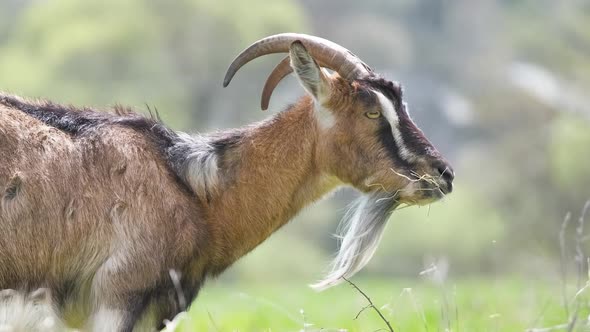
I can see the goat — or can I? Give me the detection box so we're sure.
[0,33,454,331]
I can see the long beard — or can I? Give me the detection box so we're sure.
[310,192,399,291]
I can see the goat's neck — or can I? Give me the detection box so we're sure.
[206,96,339,271]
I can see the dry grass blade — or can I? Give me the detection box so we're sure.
[559,212,571,317]
[526,323,572,332]
[528,200,590,332]
[342,277,394,332]
[567,200,590,332]
[207,310,221,332]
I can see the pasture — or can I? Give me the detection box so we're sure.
[174,277,586,331]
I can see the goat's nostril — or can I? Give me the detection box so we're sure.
[436,164,454,182]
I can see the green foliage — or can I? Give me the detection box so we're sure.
[0,0,305,128]
[174,278,580,331]
[505,1,590,85]
[549,115,590,192]
[191,0,306,42]
[372,184,505,274]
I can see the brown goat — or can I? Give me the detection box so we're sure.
[0,34,453,331]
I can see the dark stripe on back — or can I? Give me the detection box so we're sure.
[1,94,107,135]
[0,94,197,195]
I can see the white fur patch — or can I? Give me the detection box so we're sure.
[314,101,335,129]
[373,90,415,162]
[0,289,63,332]
[174,133,220,200]
[89,307,125,331]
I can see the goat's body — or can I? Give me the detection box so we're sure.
[0,100,210,329]
[0,94,336,330]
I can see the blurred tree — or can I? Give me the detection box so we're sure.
[505,0,590,87]
[0,0,305,129]
[549,115,590,202]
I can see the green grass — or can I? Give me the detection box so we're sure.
[172,277,588,332]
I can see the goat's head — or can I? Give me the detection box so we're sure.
[224,33,454,206]
[224,34,454,289]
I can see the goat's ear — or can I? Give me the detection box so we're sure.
[289,41,330,103]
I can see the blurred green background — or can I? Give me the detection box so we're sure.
[1,0,590,330]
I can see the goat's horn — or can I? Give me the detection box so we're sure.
[223,33,372,91]
[260,56,291,111]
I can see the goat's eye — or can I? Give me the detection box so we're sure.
[365,110,381,119]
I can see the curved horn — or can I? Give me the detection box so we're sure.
[260,56,291,111]
[223,33,372,88]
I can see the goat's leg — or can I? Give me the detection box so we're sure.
[89,306,126,332]
[88,253,162,332]
[87,290,154,332]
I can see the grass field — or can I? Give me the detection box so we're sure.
[172,277,589,332]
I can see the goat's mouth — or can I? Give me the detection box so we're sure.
[392,172,451,206]
[364,169,453,205]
